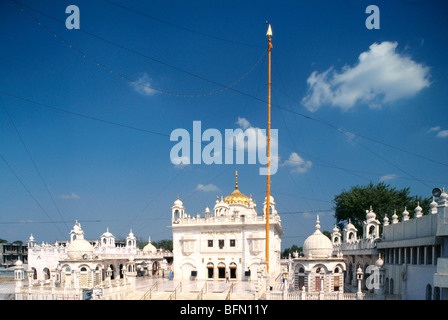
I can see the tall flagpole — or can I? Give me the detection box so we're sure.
[265,23,272,274]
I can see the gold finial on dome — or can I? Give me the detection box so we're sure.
[223,171,250,205]
[235,170,238,189]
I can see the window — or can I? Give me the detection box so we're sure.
[219,240,224,249]
[426,246,433,265]
[230,239,236,247]
[334,276,340,291]
[419,246,425,264]
[315,276,321,291]
[405,247,410,264]
[208,240,213,247]
[412,247,417,265]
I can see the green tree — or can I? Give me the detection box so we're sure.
[282,245,303,258]
[152,239,173,252]
[333,182,431,237]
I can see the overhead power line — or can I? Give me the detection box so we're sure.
[0,153,67,239]
[12,0,267,98]
[102,0,265,49]
[13,0,448,171]
[1,99,70,234]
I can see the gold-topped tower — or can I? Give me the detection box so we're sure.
[223,171,251,205]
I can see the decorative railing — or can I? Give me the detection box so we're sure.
[169,282,182,300]
[225,283,234,300]
[141,281,158,300]
[197,282,207,300]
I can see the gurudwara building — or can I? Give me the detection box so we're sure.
[14,221,172,300]
[171,171,283,281]
[12,171,448,300]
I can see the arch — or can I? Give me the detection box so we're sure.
[434,287,440,300]
[426,284,432,300]
[312,264,328,274]
[368,225,376,237]
[229,262,237,279]
[109,264,115,280]
[217,262,226,279]
[42,267,50,280]
[385,278,389,294]
[179,262,195,280]
[30,267,37,280]
[207,262,214,279]
[152,261,159,275]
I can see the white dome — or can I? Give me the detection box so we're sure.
[173,196,183,207]
[303,216,333,259]
[67,238,94,260]
[101,228,114,238]
[143,237,157,254]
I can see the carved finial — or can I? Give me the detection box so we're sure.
[235,170,238,189]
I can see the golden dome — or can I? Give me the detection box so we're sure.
[223,171,251,205]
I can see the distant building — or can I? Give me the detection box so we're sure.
[1,242,27,268]
[15,221,172,300]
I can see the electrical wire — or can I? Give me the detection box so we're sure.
[12,0,267,98]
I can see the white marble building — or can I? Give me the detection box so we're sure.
[330,190,448,300]
[171,171,283,281]
[16,221,171,300]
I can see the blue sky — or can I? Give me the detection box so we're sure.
[1,0,447,249]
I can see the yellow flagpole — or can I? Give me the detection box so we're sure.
[266,23,272,274]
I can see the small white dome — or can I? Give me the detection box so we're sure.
[101,228,114,238]
[303,216,333,259]
[173,196,183,207]
[143,237,157,254]
[440,189,448,201]
[366,206,376,220]
[430,197,437,208]
[375,255,384,268]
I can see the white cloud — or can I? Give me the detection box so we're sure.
[283,152,312,174]
[196,184,219,192]
[58,192,80,200]
[380,174,398,182]
[130,73,157,96]
[171,155,190,168]
[437,130,448,138]
[427,126,448,138]
[302,41,431,111]
[428,126,441,133]
[232,117,278,153]
[236,117,251,130]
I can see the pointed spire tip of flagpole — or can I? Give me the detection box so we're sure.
[266,24,272,37]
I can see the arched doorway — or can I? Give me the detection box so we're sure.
[42,268,50,280]
[229,262,237,279]
[217,262,226,279]
[152,261,159,275]
[109,264,115,280]
[207,262,214,279]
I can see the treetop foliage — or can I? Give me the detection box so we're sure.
[332,182,431,237]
